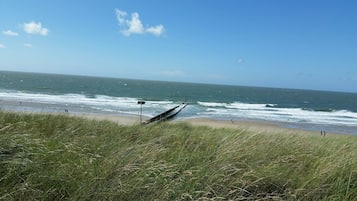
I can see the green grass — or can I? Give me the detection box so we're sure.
[0,111,356,200]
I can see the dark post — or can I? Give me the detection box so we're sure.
[137,100,145,124]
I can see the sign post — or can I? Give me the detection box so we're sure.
[137,100,145,124]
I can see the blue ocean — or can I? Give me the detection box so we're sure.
[1,71,357,134]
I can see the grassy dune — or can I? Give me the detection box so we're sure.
[0,111,356,200]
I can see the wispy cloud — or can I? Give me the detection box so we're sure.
[23,21,48,36]
[146,25,165,36]
[24,43,32,47]
[116,9,127,24]
[115,9,165,37]
[0,44,5,48]
[2,30,19,36]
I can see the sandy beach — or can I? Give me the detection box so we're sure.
[75,112,338,136]
[1,85,357,136]
[0,99,349,136]
[1,98,349,138]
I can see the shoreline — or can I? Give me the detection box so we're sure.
[0,98,357,136]
[0,99,355,136]
[177,118,343,136]
[72,113,351,136]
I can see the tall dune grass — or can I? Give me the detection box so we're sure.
[0,111,356,200]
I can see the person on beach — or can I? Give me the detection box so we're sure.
[320,130,326,137]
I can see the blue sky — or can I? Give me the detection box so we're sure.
[1,0,357,93]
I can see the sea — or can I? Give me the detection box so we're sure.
[1,71,357,135]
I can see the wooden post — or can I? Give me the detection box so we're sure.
[137,100,145,124]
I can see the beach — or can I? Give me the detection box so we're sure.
[63,112,342,136]
[0,98,353,136]
[0,99,348,136]
[1,71,357,135]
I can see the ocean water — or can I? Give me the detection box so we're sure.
[1,71,357,134]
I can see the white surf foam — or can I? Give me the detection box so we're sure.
[0,91,178,117]
[1,91,357,127]
[197,101,357,126]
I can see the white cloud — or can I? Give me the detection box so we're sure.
[123,12,145,36]
[116,9,127,24]
[115,8,165,37]
[23,21,48,36]
[2,30,19,36]
[146,25,165,36]
[24,43,32,47]
[0,44,5,48]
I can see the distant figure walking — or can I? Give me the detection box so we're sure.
[321,130,326,137]
[65,109,69,113]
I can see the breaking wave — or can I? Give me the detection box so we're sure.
[1,91,357,130]
[197,101,357,126]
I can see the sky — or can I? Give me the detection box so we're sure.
[0,0,357,93]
